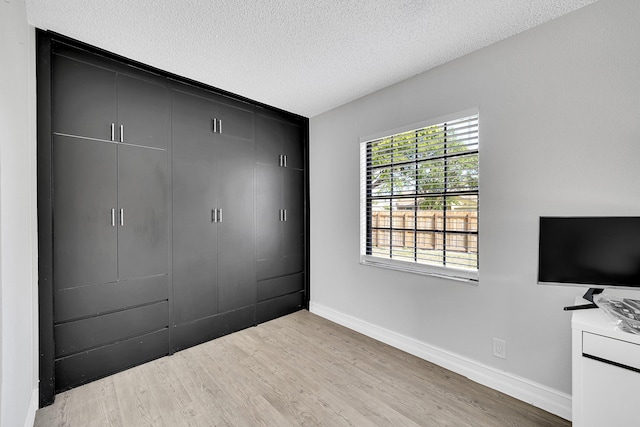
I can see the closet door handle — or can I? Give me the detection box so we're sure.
[218,208,223,223]
[279,155,283,167]
[212,118,217,133]
[111,208,116,227]
[212,209,217,223]
[218,119,222,134]
[119,208,124,226]
[283,209,287,222]
[110,123,115,141]
[119,125,124,142]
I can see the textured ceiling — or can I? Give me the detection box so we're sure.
[26,0,597,117]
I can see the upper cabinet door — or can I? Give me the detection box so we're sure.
[256,114,305,169]
[256,115,283,166]
[281,121,304,170]
[214,97,254,141]
[117,74,169,149]
[52,55,116,141]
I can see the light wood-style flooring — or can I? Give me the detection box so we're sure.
[35,310,569,426]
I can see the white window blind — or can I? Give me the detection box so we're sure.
[360,110,479,280]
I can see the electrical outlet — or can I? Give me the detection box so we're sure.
[493,338,507,359]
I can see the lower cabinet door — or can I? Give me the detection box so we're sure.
[54,301,170,391]
[258,272,304,302]
[256,291,304,324]
[55,328,170,392]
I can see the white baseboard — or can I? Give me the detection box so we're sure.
[309,302,572,421]
[24,387,38,427]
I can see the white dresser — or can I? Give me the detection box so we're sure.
[572,302,640,426]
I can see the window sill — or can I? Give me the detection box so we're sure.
[360,255,479,283]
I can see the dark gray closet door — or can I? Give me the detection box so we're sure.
[117,74,168,149]
[256,114,304,170]
[216,111,255,313]
[215,99,255,141]
[256,114,305,280]
[256,115,282,166]
[117,144,169,281]
[172,90,219,324]
[256,164,283,265]
[52,55,116,140]
[282,167,305,270]
[281,121,304,170]
[52,135,118,289]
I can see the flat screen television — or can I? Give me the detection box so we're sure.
[538,217,640,308]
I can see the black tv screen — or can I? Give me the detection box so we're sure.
[538,217,640,289]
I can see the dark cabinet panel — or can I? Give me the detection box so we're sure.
[52,53,169,148]
[172,305,255,352]
[52,55,116,140]
[217,134,255,313]
[171,85,257,335]
[55,301,169,357]
[256,115,305,282]
[256,114,282,166]
[118,144,169,281]
[257,273,304,302]
[256,291,304,324]
[117,74,169,149]
[256,164,282,262]
[216,99,255,140]
[283,167,305,260]
[256,114,304,170]
[52,135,118,289]
[172,89,219,325]
[50,49,170,396]
[55,328,169,392]
[281,121,304,170]
[54,275,168,322]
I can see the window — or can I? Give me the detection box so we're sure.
[360,109,479,281]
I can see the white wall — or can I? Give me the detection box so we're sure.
[0,0,39,426]
[309,0,640,419]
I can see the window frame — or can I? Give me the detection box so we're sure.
[359,108,479,282]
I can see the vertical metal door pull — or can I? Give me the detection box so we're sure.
[111,208,116,227]
[111,123,115,141]
[213,118,217,133]
[212,209,216,223]
[120,208,124,226]
[218,120,222,134]
[283,209,287,222]
[283,155,287,168]
[218,208,223,223]
[119,125,124,142]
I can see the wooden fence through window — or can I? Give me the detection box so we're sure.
[371,211,478,253]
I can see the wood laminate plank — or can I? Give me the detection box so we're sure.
[35,310,569,427]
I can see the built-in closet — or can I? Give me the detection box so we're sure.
[37,31,309,407]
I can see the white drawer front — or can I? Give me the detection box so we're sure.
[583,331,640,371]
